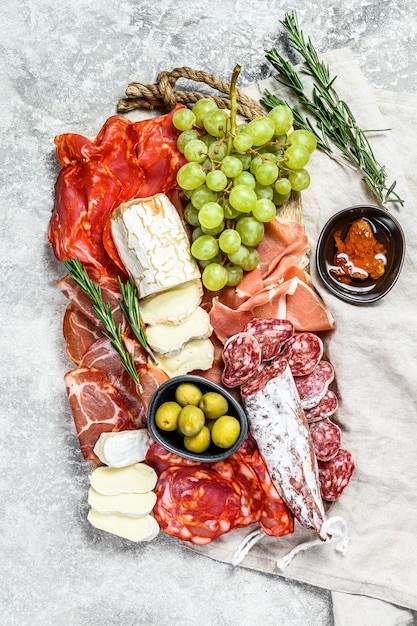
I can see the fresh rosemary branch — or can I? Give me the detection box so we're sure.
[63,258,142,389]
[262,11,403,206]
[117,276,157,365]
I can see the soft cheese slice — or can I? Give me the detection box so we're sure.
[89,463,157,495]
[88,488,156,517]
[146,306,212,356]
[154,338,214,377]
[139,279,203,326]
[93,429,152,468]
[110,194,200,299]
[87,510,160,542]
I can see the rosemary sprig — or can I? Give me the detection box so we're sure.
[63,258,142,389]
[262,11,403,206]
[117,276,157,365]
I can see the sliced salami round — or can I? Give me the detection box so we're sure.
[294,360,335,409]
[279,332,324,376]
[304,390,339,423]
[222,332,262,387]
[243,318,294,361]
[240,358,287,400]
[309,418,341,461]
[318,448,355,501]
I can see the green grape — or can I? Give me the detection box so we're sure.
[267,104,294,135]
[274,177,292,195]
[236,123,249,134]
[233,171,256,189]
[203,109,229,138]
[184,203,200,226]
[208,141,228,162]
[252,198,277,222]
[288,129,317,154]
[273,190,291,206]
[198,202,224,229]
[254,182,274,200]
[236,216,265,247]
[245,117,275,145]
[228,185,257,213]
[177,129,200,153]
[233,153,252,170]
[201,222,225,236]
[200,133,216,148]
[220,156,243,178]
[191,226,204,241]
[199,252,223,268]
[205,170,228,192]
[172,107,196,131]
[249,155,263,174]
[223,203,242,220]
[232,133,253,152]
[225,263,244,287]
[191,185,218,209]
[257,150,277,162]
[177,163,206,190]
[240,247,260,271]
[191,235,219,260]
[202,263,229,291]
[288,168,311,191]
[254,161,279,186]
[201,157,213,170]
[219,229,241,254]
[184,139,208,163]
[228,245,250,266]
[192,98,218,127]
[284,144,310,170]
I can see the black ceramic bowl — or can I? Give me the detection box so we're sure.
[315,205,405,304]
[147,375,248,462]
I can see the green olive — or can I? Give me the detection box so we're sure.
[175,382,203,407]
[155,401,182,431]
[177,405,205,437]
[211,415,241,448]
[198,391,229,420]
[184,425,211,453]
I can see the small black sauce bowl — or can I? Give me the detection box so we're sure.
[147,375,248,463]
[315,205,405,305]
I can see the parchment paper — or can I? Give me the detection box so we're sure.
[187,48,417,622]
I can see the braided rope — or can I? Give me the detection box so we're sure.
[117,67,266,120]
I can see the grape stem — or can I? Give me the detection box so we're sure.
[228,64,241,154]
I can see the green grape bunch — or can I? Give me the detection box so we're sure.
[173,96,317,291]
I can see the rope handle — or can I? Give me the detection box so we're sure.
[117,67,267,120]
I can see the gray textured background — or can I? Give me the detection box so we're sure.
[1,1,416,625]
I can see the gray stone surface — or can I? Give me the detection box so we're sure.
[1,1,416,625]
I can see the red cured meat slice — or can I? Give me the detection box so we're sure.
[80,337,125,383]
[153,466,242,545]
[63,304,102,365]
[309,418,341,461]
[243,318,294,361]
[209,298,253,344]
[318,448,355,501]
[145,443,196,475]
[240,358,287,400]
[279,331,324,376]
[64,367,138,460]
[294,361,335,409]
[304,390,339,423]
[222,332,262,387]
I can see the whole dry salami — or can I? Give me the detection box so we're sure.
[295,360,335,409]
[318,448,355,501]
[309,418,341,461]
[279,332,324,376]
[222,332,262,387]
[243,318,294,361]
[304,390,339,423]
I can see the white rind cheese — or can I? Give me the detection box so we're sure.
[87,510,160,542]
[154,338,214,377]
[88,488,156,517]
[89,463,157,495]
[146,306,212,356]
[139,279,203,325]
[110,194,200,299]
[93,429,152,468]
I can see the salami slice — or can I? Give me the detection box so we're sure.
[318,448,355,501]
[295,360,335,409]
[222,332,262,387]
[304,390,339,423]
[309,418,341,461]
[153,465,241,545]
[279,332,324,376]
[243,318,294,361]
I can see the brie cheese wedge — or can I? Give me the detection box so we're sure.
[139,279,203,326]
[146,306,212,356]
[154,338,214,377]
[93,429,152,468]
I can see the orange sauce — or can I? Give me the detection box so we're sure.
[331,217,387,284]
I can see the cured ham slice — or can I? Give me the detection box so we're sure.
[64,367,138,460]
[63,305,102,365]
[80,337,125,383]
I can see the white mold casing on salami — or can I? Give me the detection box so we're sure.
[242,361,327,538]
[110,193,200,299]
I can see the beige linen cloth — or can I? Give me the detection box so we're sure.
[187,48,417,624]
